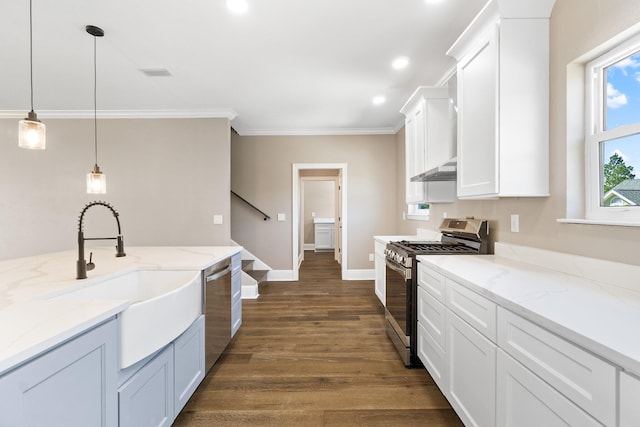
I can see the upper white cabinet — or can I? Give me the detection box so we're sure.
[447,0,554,198]
[401,87,456,204]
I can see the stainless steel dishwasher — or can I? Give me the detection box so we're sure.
[203,257,232,373]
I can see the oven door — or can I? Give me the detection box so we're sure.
[385,258,411,339]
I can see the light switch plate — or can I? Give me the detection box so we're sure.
[277,213,286,222]
[510,214,519,232]
[213,215,223,225]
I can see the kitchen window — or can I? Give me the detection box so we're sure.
[407,203,429,219]
[585,32,640,223]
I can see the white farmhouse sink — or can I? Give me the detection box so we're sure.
[54,270,202,368]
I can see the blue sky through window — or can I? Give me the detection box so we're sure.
[604,52,640,173]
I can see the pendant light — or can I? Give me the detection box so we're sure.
[86,25,106,194]
[18,0,46,150]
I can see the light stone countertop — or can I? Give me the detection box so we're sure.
[417,244,640,377]
[0,246,242,375]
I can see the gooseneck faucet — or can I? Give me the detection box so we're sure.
[77,201,126,279]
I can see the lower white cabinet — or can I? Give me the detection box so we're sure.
[447,309,496,427]
[620,371,640,427]
[314,221,335,250]
[174,315,206,414]
[0,318,118,427]
[497,307,615,426]
[231,252,242,337]
[497,349,601,427]
[119,345,175,427]
[374,240,386,306]
[119,315,205,427]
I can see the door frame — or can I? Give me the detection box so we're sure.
[292,163,347,281]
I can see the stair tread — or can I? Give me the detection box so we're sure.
[242,259,255,270]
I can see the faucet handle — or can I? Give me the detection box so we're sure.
[87,252,95,271]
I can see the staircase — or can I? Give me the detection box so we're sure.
[231,240,270,299]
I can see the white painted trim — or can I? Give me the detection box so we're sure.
[230,239,272,271]
[241,284,260,299]
[235,128,397,136]
[344,269,375,281]
[557,218,640,227]
[267,270,296,281]
[0,109,238,120]
[293,163,348,281]
[303,244,315,251]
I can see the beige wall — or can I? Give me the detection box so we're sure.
[0,118,231,261]
[396,0,640,266]
[303,180,335,244]
[231,133,397,270]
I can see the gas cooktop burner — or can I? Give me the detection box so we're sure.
[391,240,477,254]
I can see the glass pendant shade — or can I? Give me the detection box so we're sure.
[87,164,107,194]
[18,111,46,149]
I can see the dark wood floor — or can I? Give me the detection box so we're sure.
[173,251,463,426]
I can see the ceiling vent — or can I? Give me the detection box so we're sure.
[140,68,172,77]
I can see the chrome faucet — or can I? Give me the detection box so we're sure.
[77,201,126,279]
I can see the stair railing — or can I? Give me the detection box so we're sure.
[231,190,271,221]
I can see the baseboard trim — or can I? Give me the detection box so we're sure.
[267,270,296,281]
[241,284,260,299]
[344,269,375,280]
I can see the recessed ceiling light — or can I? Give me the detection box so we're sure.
[226,0,249,14]
[372,96,386,105]
[392,56,409,70]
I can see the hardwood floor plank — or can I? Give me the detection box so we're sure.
[173,251,462,426]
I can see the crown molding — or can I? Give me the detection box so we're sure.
[0,109,238,120]
[234,127,399,136]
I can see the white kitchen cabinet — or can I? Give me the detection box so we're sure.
[447,309,496,427]
[119,344,174,427]
[448,0,553,198]
[497,307,615,426]
[446,278,496,342]
[416,286,447,390]
[401,87,456,204]
[374,240,386,306]
[497,349,602,427]
[231,252,242,337]
[621,371,640,427]
[174,315,205,414]
[0,318,118,427]
[314,219,335,250]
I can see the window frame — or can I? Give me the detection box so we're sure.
[585,32,640,223]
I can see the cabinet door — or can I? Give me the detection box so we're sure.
[447,310,496,427]
[417,322,447,391]
[405,106,427,203]
[457,24,499,198]
[119,345,174,427]
[174,315,205,415]
[497,350,602,427]
[621,371,640,427]
[314,224,332,249]
[0,319,118,427]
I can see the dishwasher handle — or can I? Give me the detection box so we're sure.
[205,264,232,282]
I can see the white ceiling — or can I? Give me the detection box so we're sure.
[1,0,487,135]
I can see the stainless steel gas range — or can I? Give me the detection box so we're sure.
[384,218,490,367]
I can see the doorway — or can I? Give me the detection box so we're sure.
[292,163,347,281]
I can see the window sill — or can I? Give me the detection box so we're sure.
[406,214,430,221]
[557,218,640,227]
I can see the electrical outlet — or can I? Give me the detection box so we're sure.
[369,253,374,262]
[311,212,316,217]
[510,214,519,233]
[443,212,448,218]
[277,213,286,222]
[213,215,223,225]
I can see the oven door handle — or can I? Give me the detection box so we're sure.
[385,258,411,280]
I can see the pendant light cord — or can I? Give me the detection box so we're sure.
[29,0,34,111]
[93,34,98,166]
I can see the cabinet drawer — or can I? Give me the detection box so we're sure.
[446,279,496,342]
[497,350,602,427]
[232,272,242,307]
[374,240,386,256]
[232,300,242,337]
[417,322,446,391]
[417,286,446,351]
[497,307,615,426]
[417,263,446,303]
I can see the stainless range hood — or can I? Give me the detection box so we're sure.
[410,158,457,182]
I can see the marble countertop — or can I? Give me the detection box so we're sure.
[0,246,241,375]
[417,244,640,376]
